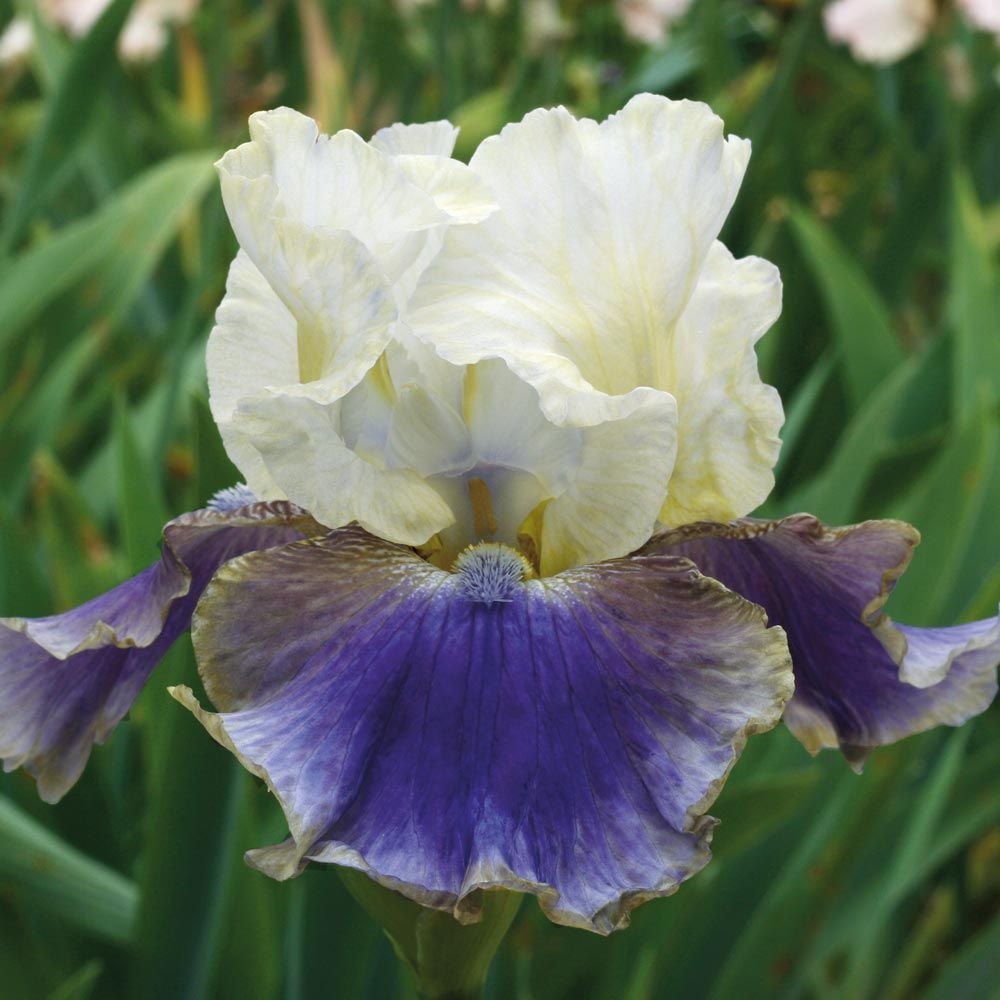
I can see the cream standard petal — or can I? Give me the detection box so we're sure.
[370,120,459,157]
[217,108,446,277]
[235,392,455,544]
[207,254,452,539]
[216,111,447,374]
[213,163,399,391]
[411,96,780,533]
[206,252,296,499]
[410,94,750,400]
[657,243,784,527]
[461,359,677,574]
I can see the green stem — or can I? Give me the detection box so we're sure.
[338,870,523,1000]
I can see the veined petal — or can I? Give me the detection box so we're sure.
[235,392,456,544]
[896,618,1000,688]
[392,156,497,225]
[217,108,446,280]
[370,120,460,157]
[174,527,792,933]
[650,515,999,766]
[207,251,297,499]
[0,502,319,803]
[657,243,784,527]
[409,96,776,535]
[208,201,397,391]
[410,95,750,398]
[207,251,405,510]
[537,387,677,575]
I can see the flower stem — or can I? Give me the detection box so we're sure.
[338,870,522,999]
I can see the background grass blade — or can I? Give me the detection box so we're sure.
[0,152,217,353]
[0,0,134,253]
[0,796,137,944]
[786,203,905,408]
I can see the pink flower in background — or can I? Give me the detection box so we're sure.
[825,0,1000,63]
[957,0,1000,34]
[824,0,936,64]
[617,0,694,45]
[0,0,199,67]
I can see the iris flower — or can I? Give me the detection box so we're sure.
[1,96,997,935]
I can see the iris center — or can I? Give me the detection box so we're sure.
[453,543,532,605]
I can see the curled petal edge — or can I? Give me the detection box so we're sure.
[171,527,793,933]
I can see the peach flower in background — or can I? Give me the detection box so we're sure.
[957,0,1000,35]
[825,0,1000,64]
[617,0,695,44]
[0,0,199,67]
[824,0,936,64]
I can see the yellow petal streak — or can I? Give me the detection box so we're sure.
[467,477,499,537]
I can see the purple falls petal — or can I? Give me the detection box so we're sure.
[172,526,792,934]
[0,501,321,803]
[650,515,999,767]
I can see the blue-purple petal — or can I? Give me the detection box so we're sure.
[0,502,319,802]
[650,515,999,766]
[173,527,792,933]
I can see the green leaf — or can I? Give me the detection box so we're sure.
[1,333,101,507]
[0,0,134,253]
[130,644,247,1000]
[711,769,821,861]
[113,395,169,575]
[0,152,217,353]
[0,795,137,944]
[950,173,1000,426]
[31,451,121,608]
[921,916,1000,1000]
[888,410,999,623]
[782,354,919,524]
[837,730,970,997]
[0,494,50,618]
[768,351,836,496]
[786,203,905,407]
[47,961,104,1000]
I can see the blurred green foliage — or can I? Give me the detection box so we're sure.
[0,0,998,997]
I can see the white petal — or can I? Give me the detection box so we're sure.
[370,120,459,157]
[209,211,397,394]
[235,393,455,544]
[43,0,109,36]
[657,243,784,527]
[392,155,497,225]
[410,96,779,538]
[538,389,678,575]
[386,383,474,477]
[411,95,749,399]
[958,0,1000,33]
[217,108,447,287]
[206,252,297,499]
[464,359,581,495]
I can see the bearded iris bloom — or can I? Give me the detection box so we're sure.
[1,96,997,935]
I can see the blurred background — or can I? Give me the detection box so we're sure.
[0,0,998,997]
